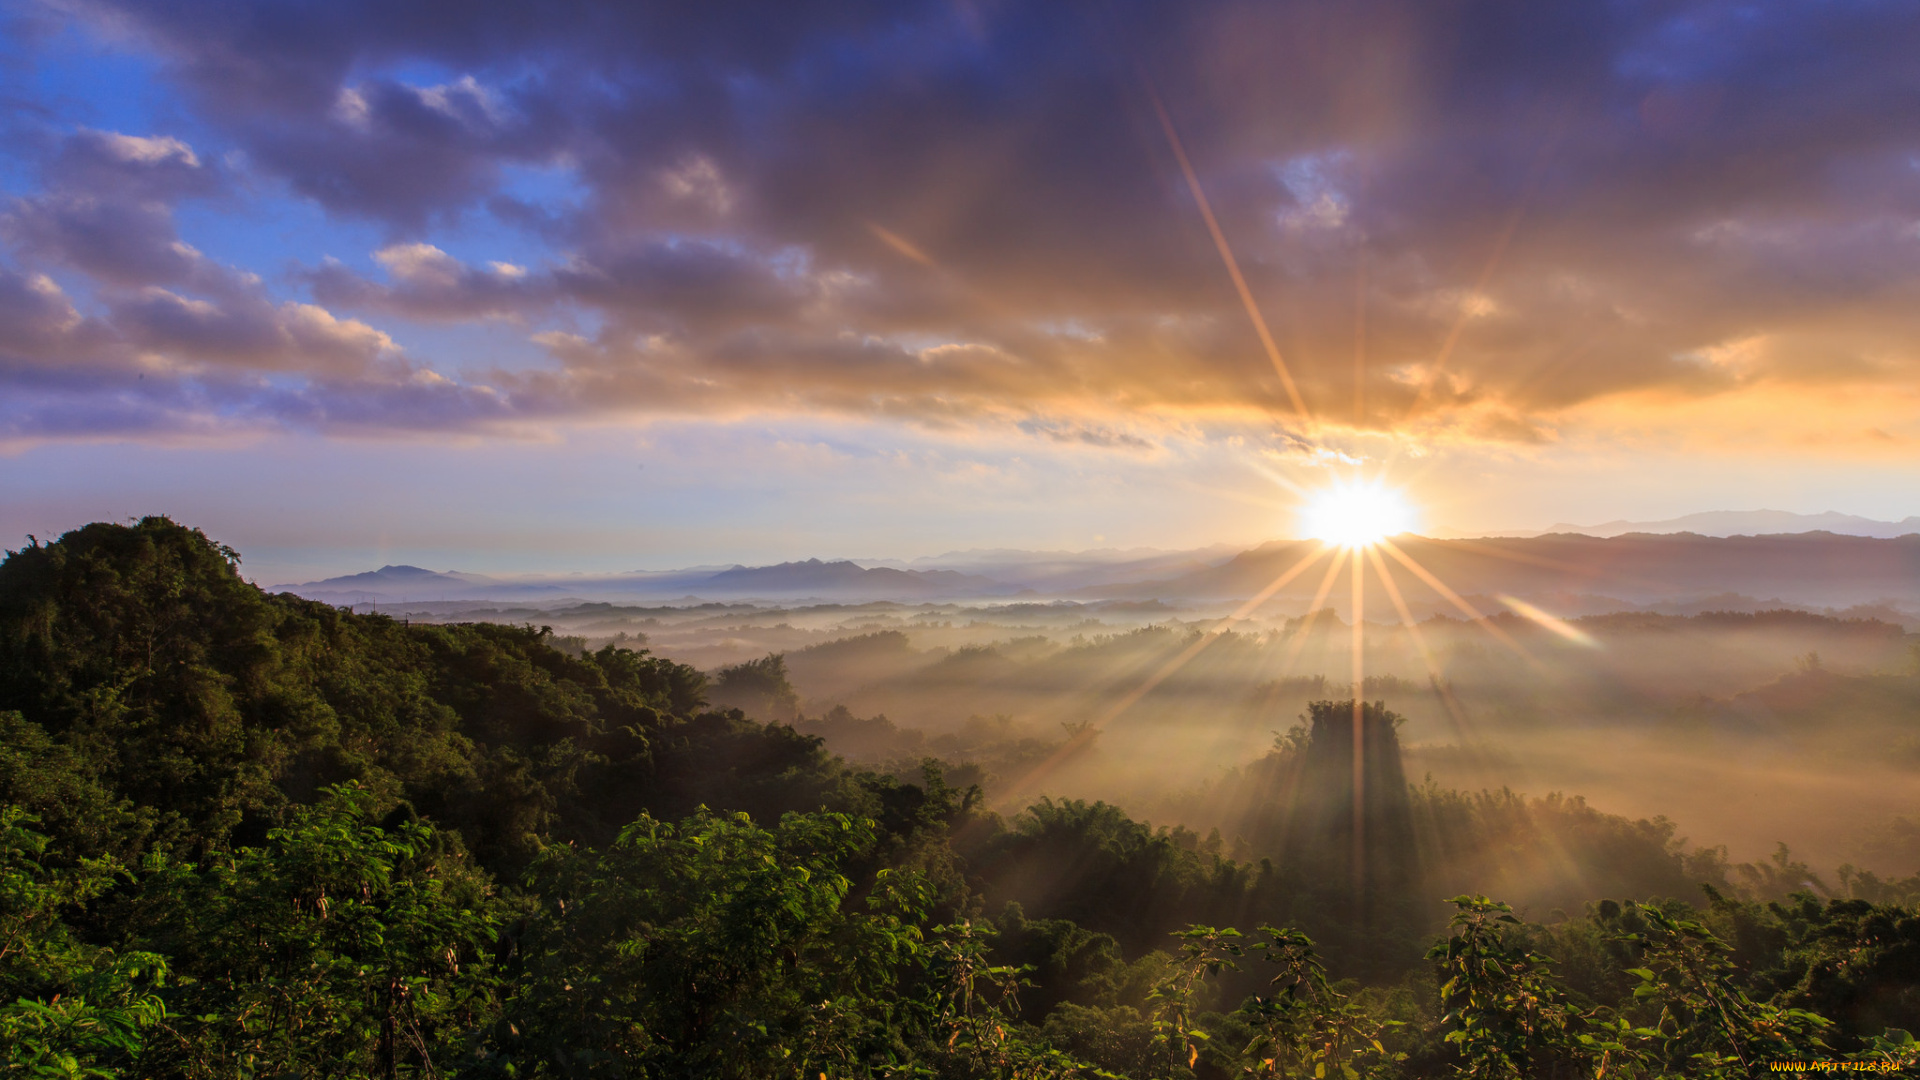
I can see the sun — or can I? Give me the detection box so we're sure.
[1299,479,1418,548]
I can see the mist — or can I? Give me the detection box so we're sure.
[352,540,1920,900]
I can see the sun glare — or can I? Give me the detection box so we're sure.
[1299,480,1417,548]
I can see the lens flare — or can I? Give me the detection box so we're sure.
[1299,479,1417,548]
[1496,594,1600,648]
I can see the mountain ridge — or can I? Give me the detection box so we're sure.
[273,527,1920,612]
[1548,509,1920,539]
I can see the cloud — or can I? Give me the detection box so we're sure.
[109,289,397,375]
[0,271,85,357]
[0,256,505,439]
[2,128,238,293]
[8,0,1920,448]
[2,195,231,290]
[306,243,553,320]
[236,72,562,229]
[43,129,219,202]
[1017,420,1157,452]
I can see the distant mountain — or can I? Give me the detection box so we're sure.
[1548,510,1920,539]
[277,558,1011,603]
[273,564,539,602]
[288,564,486,587]
[869,543,1243,591]
[1096,532,1920,613]
[276,531,1920,613]
[699,559,1007,598]
[274,564,722,602]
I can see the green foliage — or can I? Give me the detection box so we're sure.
[1610,904,1833,1076]
[1426,896,1854,1078]
[1239,926,1404,1079]
[1408,785,1735,918]
[1693,889,1920,1054]
[1429,896,1585,1078]
[489,807,932,1077]
[0,954,169,1080]
[708,653,800,723]
[0,712,150,864]
[0,518,849,874]
[123,783,499,1078]
[964,798,1262,961]
[1039,1004,1157,1079]
[922,918,1106,1079]
[988,904,1122,1018]
[1148,926,1244,1073]
[0,808,167,1078]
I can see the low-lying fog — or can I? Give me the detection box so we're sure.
[361,588,1920,879]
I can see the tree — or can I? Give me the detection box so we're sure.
[491,808,935,1078]
[125,784,499,1079]
[707,654,800,724]
[1429,896,1586,1079]
[1239,926,1403,1079]
[0,807,167,1078]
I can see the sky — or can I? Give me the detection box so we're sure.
[2,0,1919,582]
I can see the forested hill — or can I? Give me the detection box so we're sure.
[0,517,843,869]
[3,518,1919,1076]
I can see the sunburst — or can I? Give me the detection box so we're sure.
[1299,478,1417,549]
[1001,94,1574,894]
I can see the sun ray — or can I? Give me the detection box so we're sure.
[866,222,936,267]
[1394,113,1568,436]
[1376,537,1539,667]
[1497,594,1600,648]
[1189,619,1309,784]
[1148,89,1311,422]
[1400,204,1524,425]
[995,544,1333,806]
[1350,544,1366,899]
[1424,535,1682,599]
[1183,476,1310,511]
[1245,460,1319,500]
[1422,535,1595,574]
[1367,546,1480,746]
[1278,550,1351,677]
[1354,243,1368,428]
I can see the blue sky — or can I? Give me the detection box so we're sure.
[3,1,1919,581]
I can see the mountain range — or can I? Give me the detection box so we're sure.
[1113,532,1920,614]
[274,525,1920,616]
[1546,509,1920,539]
[275,558,1021,603]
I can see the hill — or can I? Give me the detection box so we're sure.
[1549,509,1920,538]
[699,558,1008,598]
[1109,531,1920,610]
[279,557,1012,602]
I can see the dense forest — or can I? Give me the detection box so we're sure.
[3,519,1918,1076]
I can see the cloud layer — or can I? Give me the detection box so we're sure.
[4,0,1919,450]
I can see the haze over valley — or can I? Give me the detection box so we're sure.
[265,523,1920,880]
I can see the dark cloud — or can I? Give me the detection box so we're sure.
[3,195,221,289]
[44,129,222,203]
[0,256,505,437]
[240,73,565,230]
[107,289,395,375]
[0,269,81,355]
[0,366,516,443]
[8,0,1920,442]
[2,128,239,294]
